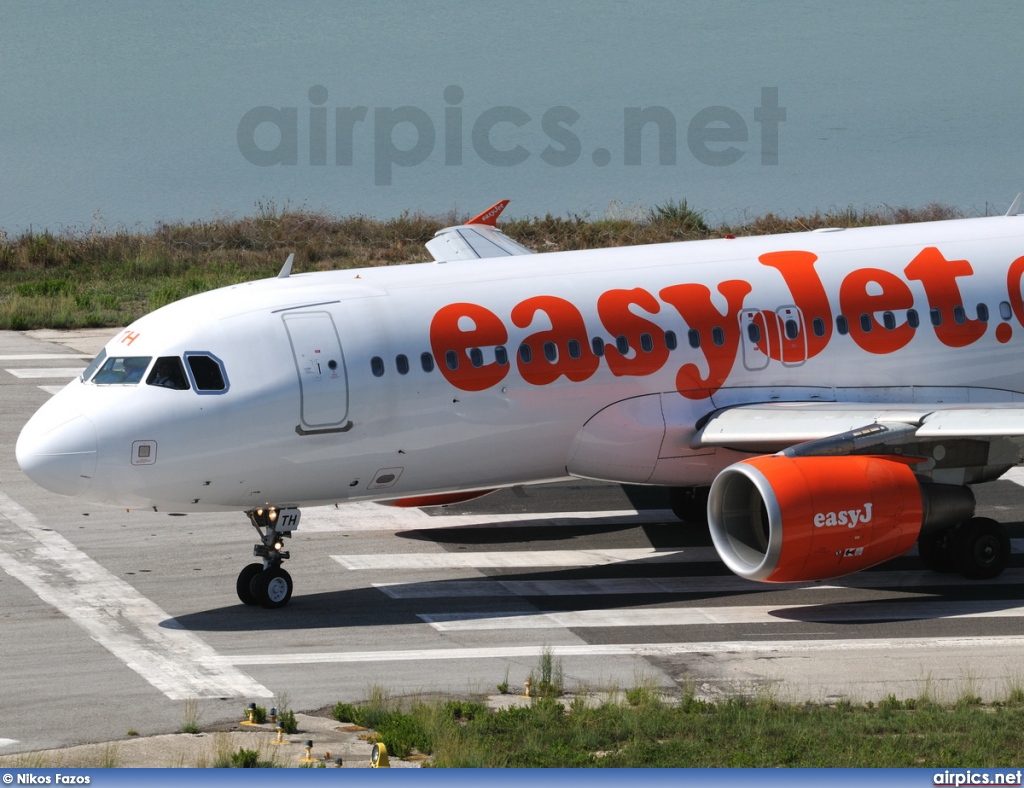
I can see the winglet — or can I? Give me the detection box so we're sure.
[277,252,295,279]
[1007,193,1022,217]
[466,199,510,226]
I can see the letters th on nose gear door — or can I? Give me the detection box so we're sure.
[282,311,352,434]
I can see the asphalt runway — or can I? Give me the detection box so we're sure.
[3,328,1024,755]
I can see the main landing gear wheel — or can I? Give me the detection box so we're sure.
[236,563,264,606]
[951,517,1010,580]
[250,567,293,609]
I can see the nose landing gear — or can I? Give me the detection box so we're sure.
[237,506,300,608]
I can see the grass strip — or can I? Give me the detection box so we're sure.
[0,201,964,330]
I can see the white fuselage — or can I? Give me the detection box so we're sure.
[17,215,1024,512]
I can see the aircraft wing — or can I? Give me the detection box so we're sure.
[694,401,1024,455]
[426,199,535,262]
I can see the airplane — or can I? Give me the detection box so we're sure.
[16,197,1024,608]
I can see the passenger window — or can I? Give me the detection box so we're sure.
[664,330,678,350]
[567,339,581,359]
[784,319,799,340]
[519,344,532,363]
[747,323,761,343]
[688,329,701,348]
[186,354,227,391]
[445,350,459,370]
[92,356,152,385]
[469,348,484,368]
[953,305,966,325]
[370,357,385,377]
[640,333,654,352]
[712,327,725,346]
[1000,301,1013,320]
[812,317,825,337]
[591,337,605,357]
[907,309,920,329]
[883,312,896,330]
[976,303,989,323]
[859,314,872,333]
[543,341,557,362]
[495,346,509,366]
[420,352,434,372]
[396,354,409,375]
[930,307,943,326]
[836,316,849,336]
[147,356,190,390]
[616,336,629,354]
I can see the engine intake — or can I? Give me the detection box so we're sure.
[707,455,974,582]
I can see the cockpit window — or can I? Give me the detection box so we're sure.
[81,349,107,382]
[91,356,152,385]
[185,353,228,392]
[146,356,190,390]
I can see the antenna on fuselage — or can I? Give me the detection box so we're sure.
[1006,193,1021,217]
[277,252,295,279]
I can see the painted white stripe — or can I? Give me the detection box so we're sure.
[39,385,67,395]
[0,354,92,360]
[419,600,1024,631]
[303,501,667,532]
[1000,467,1024,486]
[334,547,711,570]
[0,492,270,700]
[374,566,1024,598]
[220,635,1024,666]
[5,367,84,379]
[0,738,18,748]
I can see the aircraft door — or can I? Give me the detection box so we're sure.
[282,311,352,434]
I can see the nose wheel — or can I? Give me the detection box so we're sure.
[237,506,300,608]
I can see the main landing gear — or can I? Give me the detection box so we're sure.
[237,506,301,608]
[917,517,1011,580]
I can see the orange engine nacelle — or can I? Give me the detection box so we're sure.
[707,455,973,582]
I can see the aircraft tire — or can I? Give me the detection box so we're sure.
[669,486,710,524]
[917,530,956,573]
[236,563,264,605]
[952,517,1010,580]
[251,566,293,609]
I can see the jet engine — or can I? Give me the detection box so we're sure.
[707,455,975,582]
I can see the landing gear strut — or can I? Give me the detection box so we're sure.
[237,506,300,608]
[917,517,1010,580]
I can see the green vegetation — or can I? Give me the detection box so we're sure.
[327,686,1024,768]
[0,200,965,330]
[180,699,202,734]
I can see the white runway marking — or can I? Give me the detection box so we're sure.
[0,354,92,360]
[0,492,271,700]
[39,385,67,395]
[220,635,1024,665]
[5,367,84,379]
[1000,467,1024,486]
[374,566,1024,598]
[334,547,712,570]
[303,501,668,531]
[418,600,1024,631]
[0,739,18,748]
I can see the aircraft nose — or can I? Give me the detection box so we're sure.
[16,410,98,498]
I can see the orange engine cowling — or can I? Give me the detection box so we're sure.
[707,455,973,582]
